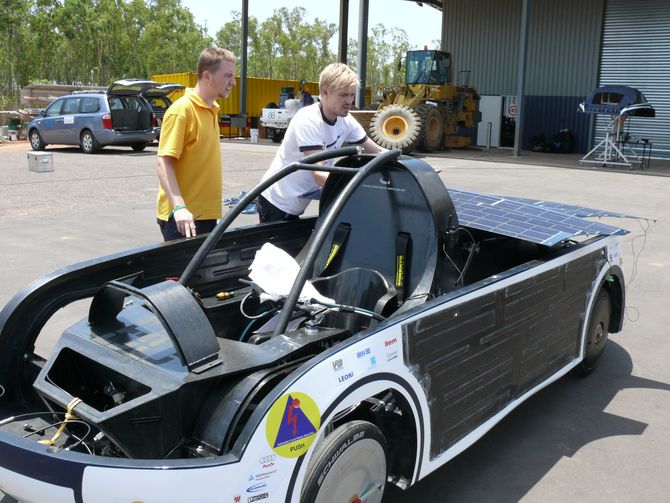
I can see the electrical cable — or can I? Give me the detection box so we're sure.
[239,308,278,342]
[305,300,385,321]
[240,291,278,319]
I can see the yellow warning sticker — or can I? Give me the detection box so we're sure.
[265,392,321,458]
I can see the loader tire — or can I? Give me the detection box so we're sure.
[369,104,420,154]
[417,104,444,152]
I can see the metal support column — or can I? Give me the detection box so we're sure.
[440,0,448,51]
[239,0,248,117]
[513,0,530,157]
[338,0,349,64]
[356,0,369,108]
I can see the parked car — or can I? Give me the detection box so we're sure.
[0,148,628,502]
[27,79,163,154]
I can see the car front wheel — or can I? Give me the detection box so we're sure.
[301,420,388,503]
[131,143,147,152]
[80,130,99,154]
[29,129,46,151]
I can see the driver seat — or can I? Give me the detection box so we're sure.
[311,267,397,332]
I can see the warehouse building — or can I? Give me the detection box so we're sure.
[416,0,669,159]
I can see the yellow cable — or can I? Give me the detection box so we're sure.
[38,397,82,447]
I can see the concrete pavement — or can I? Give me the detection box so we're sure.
[0,139,669,502]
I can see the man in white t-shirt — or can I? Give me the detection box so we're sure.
[258,63,386,222]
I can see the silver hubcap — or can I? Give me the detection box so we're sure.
[82,135,92,150]
[30,134,39,148]
[314,438,386,503]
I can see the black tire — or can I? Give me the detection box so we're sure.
[29,129,46,151]
[369,104,421,154]
[416,103,444,152]
[131,143,147,152]
[80,130,99,154]
[301,420,387,503]
[577,289,611,375]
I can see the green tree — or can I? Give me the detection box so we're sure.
[348,24,411,103]
[216,7,336,81]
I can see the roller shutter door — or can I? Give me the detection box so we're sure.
[597,0,670,160]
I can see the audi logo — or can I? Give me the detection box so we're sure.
[259,454,276,464]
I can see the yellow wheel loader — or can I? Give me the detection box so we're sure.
[368,50,481,154]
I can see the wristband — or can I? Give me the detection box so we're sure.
[170,204,187,218]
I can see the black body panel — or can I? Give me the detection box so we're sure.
[404,249,606,459]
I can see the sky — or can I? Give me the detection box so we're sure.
[181,0,443,51]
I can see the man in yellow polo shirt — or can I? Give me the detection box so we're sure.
[156,47,237,241]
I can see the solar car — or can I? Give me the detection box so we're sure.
[0,148,627,503]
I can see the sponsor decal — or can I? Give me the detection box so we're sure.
[252,469,277,481]
[338,371,354,383]
[356,347,376,371]
[379,176,391,186]
[356,348,371,359]
[362,183,406,193]
[234,497,241,503]
[385,337,399,362]
[259,454,276,465]
[332,358,343,371]
[266,392,320,458]
[248,493,269,503]
[247,483,267,493]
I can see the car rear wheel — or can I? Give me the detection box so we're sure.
[131,143,147,152]
[301,420,387,503]
[80,130,99,154]
[577,289,611,375]
[29,129,46,151]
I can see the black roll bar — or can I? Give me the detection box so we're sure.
[179,147,362,286]
[272,149,402,336]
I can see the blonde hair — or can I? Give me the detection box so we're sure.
[319,63,360,95]
[197,47,236,79]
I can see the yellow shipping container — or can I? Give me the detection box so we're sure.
[151,73,369,137]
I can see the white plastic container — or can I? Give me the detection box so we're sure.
[8,130,18,141]
[250,128,259,143]
[27,151,54,173]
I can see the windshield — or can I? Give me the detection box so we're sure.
[405,50,451,85]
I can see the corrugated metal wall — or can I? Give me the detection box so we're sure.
[442,0,602,96]
[596,0,670,159]
[442,0,520,95]
[442,0,604,151]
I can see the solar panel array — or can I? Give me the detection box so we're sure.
[448,188,629,246]
[500,195,632,218]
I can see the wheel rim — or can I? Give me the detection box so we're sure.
[594,322,605,345]
[30,133,40,149]
[314,438,386,503]
[382,116,408,138]
[82,134,92,150]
